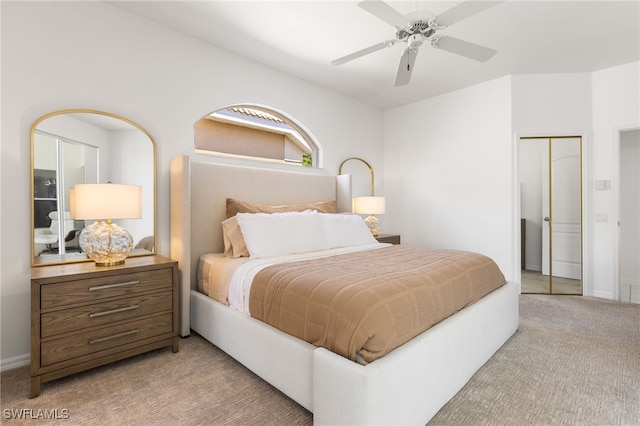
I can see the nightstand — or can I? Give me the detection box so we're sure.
[30,255,179,398]
[375,234,401,245]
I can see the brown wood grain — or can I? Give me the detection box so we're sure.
[30,255,179,398]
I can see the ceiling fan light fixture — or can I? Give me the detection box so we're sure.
[407,33,423,49]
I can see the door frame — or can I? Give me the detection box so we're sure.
[515,132,586,295]
[613,124,640,301]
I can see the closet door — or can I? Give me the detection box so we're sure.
[520,136,582,295]
[549,137,582,293]
[33,131,98,256]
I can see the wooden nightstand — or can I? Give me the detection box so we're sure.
[30,255,179,398]
[375,234,401,245]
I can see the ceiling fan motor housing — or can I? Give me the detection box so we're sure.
[396,20,435,42]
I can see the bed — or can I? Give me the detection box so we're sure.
[170,155,519,425]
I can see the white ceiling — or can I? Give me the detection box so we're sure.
[111,0,640,110]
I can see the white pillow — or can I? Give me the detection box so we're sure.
[235,211,329,258]
[319,213,377,248]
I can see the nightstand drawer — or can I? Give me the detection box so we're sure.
[41,291,173,338]
[41,268,172,309]
[40,312,173,366]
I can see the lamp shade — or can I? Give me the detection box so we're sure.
[70,184,142,220]
[354,196,385,215]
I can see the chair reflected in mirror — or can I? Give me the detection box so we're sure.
[34,211,82,255]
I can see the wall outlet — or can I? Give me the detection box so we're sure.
[595,213,609,222]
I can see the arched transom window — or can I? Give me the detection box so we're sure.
[195,105,320,167]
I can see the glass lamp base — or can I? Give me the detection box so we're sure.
[79,220,134,266]
[364,214,380,237]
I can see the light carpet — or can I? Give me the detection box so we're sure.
[1,295,638,425]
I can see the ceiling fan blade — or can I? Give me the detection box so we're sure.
[394,48,418,87]
[434,0,503,28]
[359,0,408,28]
[332,39,398,66]
[432,36,497,62]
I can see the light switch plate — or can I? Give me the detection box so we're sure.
[595,179,611,190]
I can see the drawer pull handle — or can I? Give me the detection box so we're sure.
[89,329,139,344]
[89,280,139,291]
[89,304,139,318]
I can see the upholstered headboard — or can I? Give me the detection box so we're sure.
[170,155,352,335]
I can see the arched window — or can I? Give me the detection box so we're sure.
[195,105,320,167]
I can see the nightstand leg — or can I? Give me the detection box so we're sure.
[172,337,179,353]
[30,377,41,398]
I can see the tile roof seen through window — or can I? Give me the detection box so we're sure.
[227,107,283,124]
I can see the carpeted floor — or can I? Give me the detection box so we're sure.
[2,295,638,425]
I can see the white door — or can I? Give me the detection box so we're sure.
[520,136,582,294]
[540,138,581,281]
[550,138,581,280]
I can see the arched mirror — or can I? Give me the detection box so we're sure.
[31,110,156,266]
[339,157,375,198]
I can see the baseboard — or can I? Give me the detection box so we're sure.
[1,353,30,372]
[590,290,614,300]
[619,279,640,303]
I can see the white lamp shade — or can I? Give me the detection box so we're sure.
[70,184,142,220]
[354,196,385,215]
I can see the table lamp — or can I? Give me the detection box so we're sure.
[354,196,385,236]
[70,183,142,266]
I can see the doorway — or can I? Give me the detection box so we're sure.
[618,128,640,303]
[519,136,582,295]
[33,130,98,257]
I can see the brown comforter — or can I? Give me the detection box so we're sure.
[249,245,506,363]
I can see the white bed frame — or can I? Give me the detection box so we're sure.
[170,155,519,425]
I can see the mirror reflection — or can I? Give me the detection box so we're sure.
[31,110,156,266]
[519,136,582,294]
[339,158,373,198]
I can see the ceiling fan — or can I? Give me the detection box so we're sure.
[332,0,502,86]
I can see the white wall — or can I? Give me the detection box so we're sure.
[383,77,515,279]
[108,129,155,245]
[592,62,640,299]
[0,2,384,367]
[512,73,593,136]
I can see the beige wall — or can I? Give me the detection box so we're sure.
[195,119,285,160]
